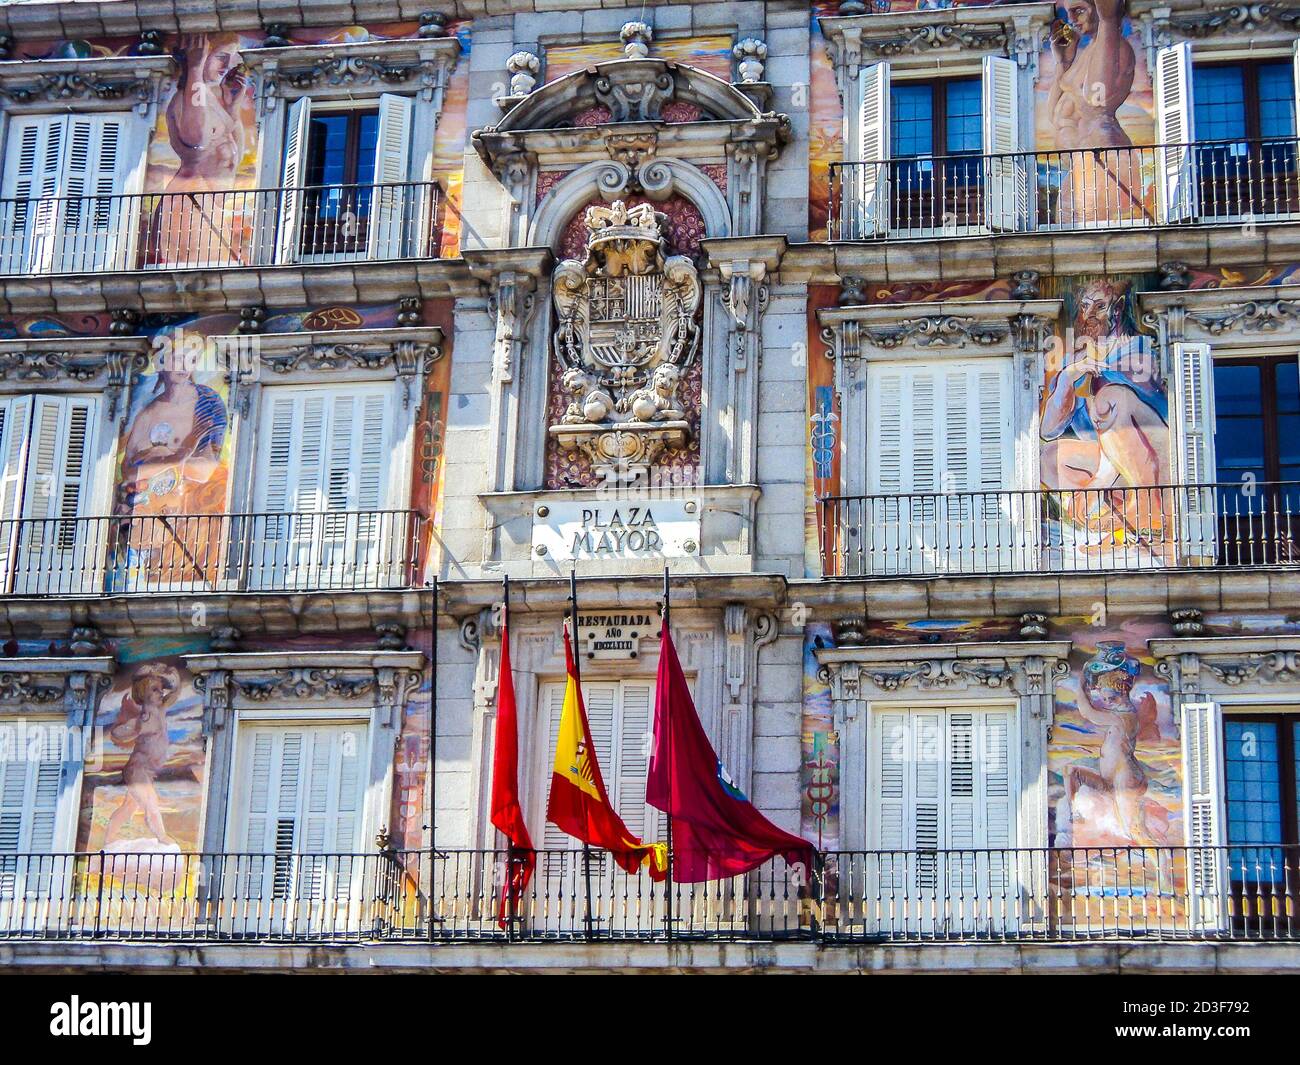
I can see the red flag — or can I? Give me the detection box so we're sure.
[489,618,534,926]
[647,624,814,882]
[546,630,667,879]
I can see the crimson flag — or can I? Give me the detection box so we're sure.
[489,618,535,926]
[647,623,815,882]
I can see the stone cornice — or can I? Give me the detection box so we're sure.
[0,336,150,418]
[1139,283,1300,341]
[243,37,461,110]
[1151,634,1300,690]
[819,298,1062,360]
[0,655,115,723]
[0,55,175,114]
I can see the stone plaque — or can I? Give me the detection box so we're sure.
[576,611,658,660]
[532,498,700,561]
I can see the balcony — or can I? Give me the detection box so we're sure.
[0,510,422,597]
[0,181,443,277]
[818,483,1300,578]
[829,137,1299,241]
[1,846,1295,944]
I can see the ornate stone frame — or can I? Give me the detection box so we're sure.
[462,605,776,852]
[0,55,175,116]
[183,649,426,855]
[242,37,462,204]
[223,326,442,519]
[815,639,1071,851]
[0,655,115,853]
[1142,0,1300,58]
[818,298,1063,498]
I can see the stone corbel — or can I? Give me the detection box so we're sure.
[724,604,748,700]
[703,237,786,373]
[193,669,232,735]
[465,250,551,386]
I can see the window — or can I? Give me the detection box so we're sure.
[855,56,1021,235]
[869,705,1016,934]
[0,394,98,594]
[252,384,396,589]
[0,114,133,273]
[1212,356,1300,563]
[864,360,1014,573]
[0,736,61,902]
[229,723,367,907]
[1156,43,1300,220]
[540,678,657,851]
[278,94,414,263]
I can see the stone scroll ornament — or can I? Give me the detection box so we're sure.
[550,200,702,483]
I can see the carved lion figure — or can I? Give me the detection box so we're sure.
[627,362,686,422]
[561,367,616,425]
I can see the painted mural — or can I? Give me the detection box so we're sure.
[78,639,209,856]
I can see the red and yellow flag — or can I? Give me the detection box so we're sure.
[546,628,667,880]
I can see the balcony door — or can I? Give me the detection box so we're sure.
[225,722,369,938]
[863,359,1015,574]
[1212,355,1300,564]
[868,705,1019,937]
[0,394,100,596]
[0,737,63,932]
[251,384,396,591]
[277,94,414,264]
[0,113,134,274]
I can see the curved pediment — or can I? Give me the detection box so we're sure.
[492,58,767,133]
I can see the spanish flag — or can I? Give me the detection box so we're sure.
[546,628,668,880]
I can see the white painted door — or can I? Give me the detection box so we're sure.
[869,706,1018,936]
[227,722,368,936]
[0,739,64,932]
[865,360,1015,574]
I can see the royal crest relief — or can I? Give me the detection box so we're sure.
[551,200,702,483]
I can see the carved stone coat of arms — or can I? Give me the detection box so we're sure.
[550,200,701,482]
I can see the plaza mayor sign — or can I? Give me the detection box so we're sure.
[532,498,700,561]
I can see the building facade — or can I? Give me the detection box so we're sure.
[0,0,1297,973]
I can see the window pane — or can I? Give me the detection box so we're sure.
[945,78,983,155]
[1258,62,1296,139]
[1193,64,1247,143]
[357,112,380,185]
[1214,362,1263,416]
[1276,361,1300,415]
[1224,720,1284,886]
[891,83,934,159]
[305,114,350,187]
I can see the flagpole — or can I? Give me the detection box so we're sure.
[662,564,673,942]
[502,573,517,942]
[570,568,596,943]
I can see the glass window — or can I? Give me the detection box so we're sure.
[945,79,982,155]
[891,83,934,159]
[1193,65,1247,143]
[1257,62,1296,140]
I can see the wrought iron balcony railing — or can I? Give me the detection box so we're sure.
[829,137,1299,240]
[0,509,422,596]
[0,180,443,276]
[818,482,1300,578]
[1,846,1295,944]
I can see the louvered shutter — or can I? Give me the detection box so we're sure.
[1170,342,1217,559]
[0,116,65,273]
[58,114,130,271]
[0,396,32,590]
[16,396,96,594]
[1181,700,1226,928]
[1293,40,1300,137]
[1155,42,1198,223]
[856,62,890,237]
[982,56,1026,231]
[276,97,312,264]
[236,724,366,902]
[0,741,63,899]
[866,362,1012,571]
[368,94,414,259]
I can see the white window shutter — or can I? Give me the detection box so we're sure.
[0,116,66,274]
[1155,42,1198,223]
[276,97,312,265]
[542,683,569,851]
[1293,39,1300,137]
[0,396,32,588]
[1170,342,1218,558]
[16,396,95,591]
[1181,700,1226,929]
[981,56,1025,231]
[368,94,414,259]
[0,741,63,899]
[59,114,130,270]
[857,62,890,237]
[875,712,908,850]
[616,681,655,842]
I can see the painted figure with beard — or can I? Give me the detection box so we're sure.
[1047,0,1148,222]
[1064,642,1167,844]
[146,35,250,265]
[1041,279,1170,555]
